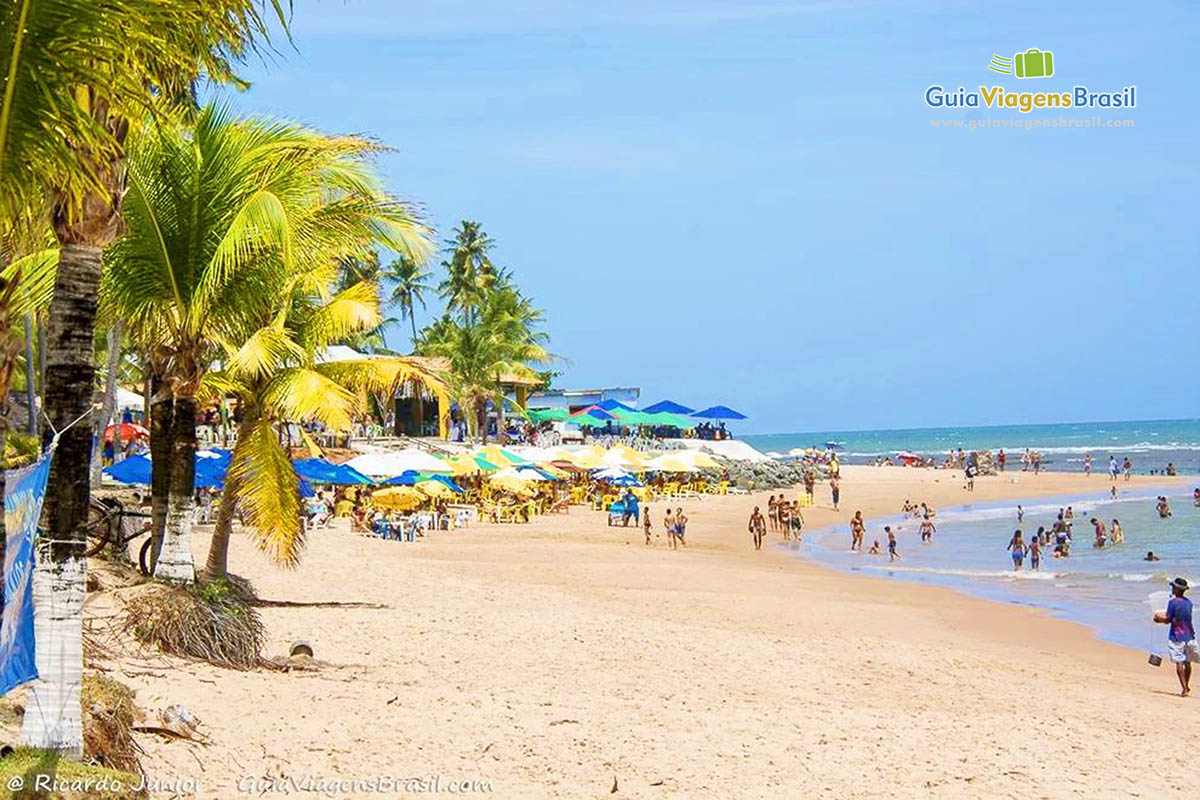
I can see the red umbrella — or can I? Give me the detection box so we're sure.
[103,423,149,442]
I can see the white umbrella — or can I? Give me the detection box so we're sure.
[344,448,452,476]
[594,466,634,480]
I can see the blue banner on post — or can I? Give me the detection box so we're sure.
[0,448,54,695]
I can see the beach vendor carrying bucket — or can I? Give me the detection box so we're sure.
[1150,578,1200,696]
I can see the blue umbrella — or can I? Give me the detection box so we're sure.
[595,399,636,412]
[515,464,561,481]
[381,471,465,494]
[643,400,695,415]
[294,458,375,486]
[691,405,747,420]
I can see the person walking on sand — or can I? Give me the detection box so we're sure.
[767,495,778,532]
[850,511,865,551]
[1007,530,1026,570]
[749,506,766,551]
[778,501,791,541]
[790,502,805,541]
[643,507,653,545]
[675,508,688,546]
[830,475,840,511]
[1084,453,1093,476]
[664,508,677,550]
[803,470,816,503]
[1154,578,1199,696]
[1109,455,1119,480]
[886,526,900,561]
[1123,456,1133,481]
[920,514,935,544]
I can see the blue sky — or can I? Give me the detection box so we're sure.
[221,0,1199,434]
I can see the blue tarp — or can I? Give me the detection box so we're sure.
[104,452,227,489]
[1,444,54,694]
[642,400,695,415]
[691,405,747,420]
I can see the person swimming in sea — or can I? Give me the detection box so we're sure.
[1156,496,1172,518]
[1029,536,1041,571]
[1007,530,1026,570]
[1090,517,1107,548]
[1110,518,1124,545]
[1146,551,1160,562]
[869,540,880,555]
[1016,504,1024,523]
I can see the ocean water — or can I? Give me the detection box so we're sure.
[792,486,1199,653]
[744,418,1200,475]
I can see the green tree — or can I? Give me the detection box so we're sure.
[102,105,432,583]
[437,220,496,325]
[383,254,432,348]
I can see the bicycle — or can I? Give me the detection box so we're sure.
[84,497,154,575]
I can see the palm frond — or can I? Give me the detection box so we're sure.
[261,367,359,431]
[226,412,306,567]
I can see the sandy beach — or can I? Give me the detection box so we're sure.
[51,466,1193,798]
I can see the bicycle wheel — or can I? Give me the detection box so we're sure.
[84,503,114,557]
[138,537,153,576]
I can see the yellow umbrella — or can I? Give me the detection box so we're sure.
[491,476,537,496]
[370,486,425,511]
[416,480,456,500]
[685,451,721,469]
[478,445,527,467]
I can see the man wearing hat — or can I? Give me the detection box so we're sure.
[1154,577,1198,696]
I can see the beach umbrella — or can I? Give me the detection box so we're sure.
[642,400,695,415]
[478,445,528,466]
[514,463,561,481]
[493,466,548,482]
[690,405,747,420]
[370,486,425,511]
[102,422,149,442]
[416,480,457,499]
[293,458,374,485]
[345,448,452,476]
[594,466,634,481]
[568,405,617,422]
[442,452,501,475]
[674,450,720,469]
[527,408,569,423]
[645,454,699,473]
[595,399,637,412]
[103,453,229,489]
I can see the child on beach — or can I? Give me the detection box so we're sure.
[664,508,677,550]
[869,540,880,555]
[850,511,865,551]
[1007,530,1026,570]
[1029,536,1041,570]
[886,526,899,561]
[643,507,652,545]
[919,514,935,544]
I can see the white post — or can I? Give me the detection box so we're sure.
[19,553,85,755]
[154,498,196,583]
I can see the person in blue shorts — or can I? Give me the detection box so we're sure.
[1154,577,1198,696]
[1006,530,1025,570]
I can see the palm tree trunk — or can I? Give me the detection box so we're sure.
[36,320,46,403]
[408,301,418,349]
[24,315,36,435]
[90,323,122,486]
[155,393,197,583]
[148,372,173,568]
[496,382,507,445]
[24,239,107,756]
[204,409,254,580]
[476,396,488,445]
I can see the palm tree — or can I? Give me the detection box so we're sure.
[201,279,448,579]
[423,284,548,443]
[103,105,432,583]
[2,0,286,754]
[437,220,496,324]
[383,254,432,348]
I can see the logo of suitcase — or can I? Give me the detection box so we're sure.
[988,49,1054,79]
